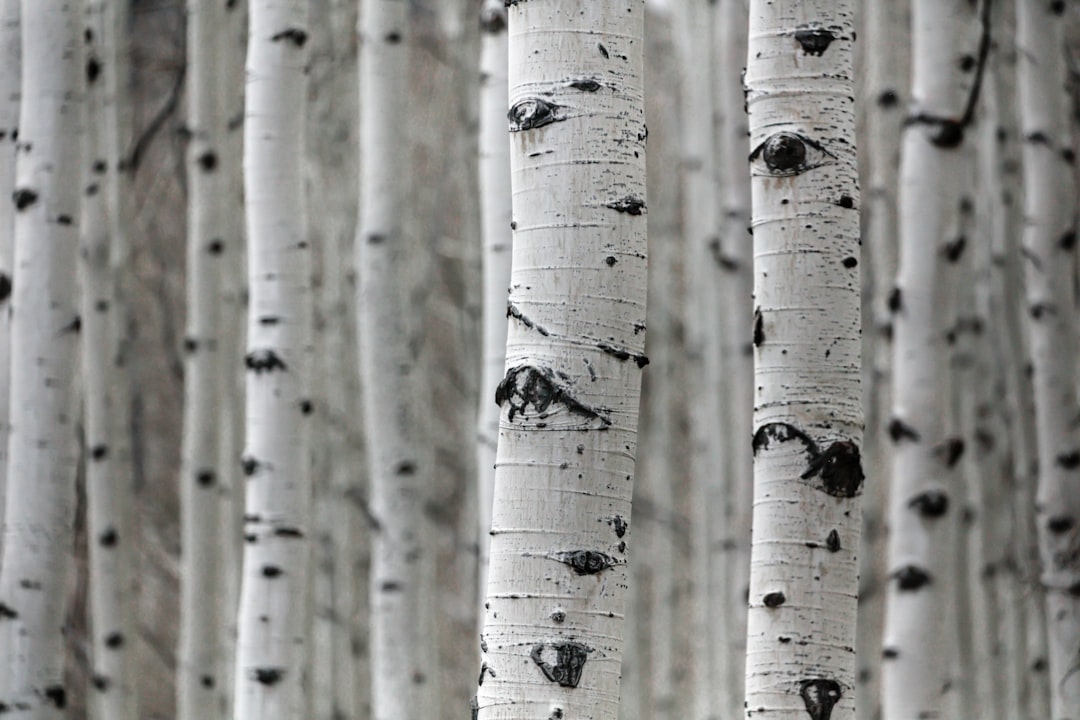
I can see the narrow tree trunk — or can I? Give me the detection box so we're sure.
[743,2,862,719]
[0,2,82,715]
[0,0,18,552]
[232,1,311,716]
[475,2,648,717]
[1016,2,1080,716]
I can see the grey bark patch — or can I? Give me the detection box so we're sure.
[12,188,38,210]
[252,668,284,685]
[1056,451,1080,469]
[507,301,550,336]
[909,491,949,518]
[553,550,618,575]
[826,529,841,552]
[596,342,649,367]
[800,678,841,720]
[605,196,646,215]
[569,78,602,92]
[496,365,611,426]
[245,349,288,373]
[793,28,836,56]
[42,686,66,709]
[0,603,17,619]
[887,417,920,443]
[763,592,786,608]
[893,565,932,591]
[531,642,590,688]
[270,28,307,47]
[508,98,563,132]
[800,441,864,498]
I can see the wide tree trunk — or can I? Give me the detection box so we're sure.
[232,1,312,717]
[743,2,862,719]
[474,3,648,718]
[0,0,17,547]
[0,2,83,716]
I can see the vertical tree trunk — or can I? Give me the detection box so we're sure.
[1016,1,1080,716]
[475,2,648,717]
[743,2,862,719]
[0,0,18,551]
[232,1,311,716]
[179,1,227,716]
[0,2,82,716]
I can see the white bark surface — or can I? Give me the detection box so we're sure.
[0,0,18,549]
[743,2,862,719]
[0,2,82,716]
[233,1,311,717]
[475,2,648,718]
[1017,2,1080,717]
[179,1,228,716]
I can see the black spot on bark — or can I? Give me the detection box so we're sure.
[380,580,402,592]
[395,461,416,476]
[208,239,224,254]
[597,342,649,367]
[105,632,124,649]
[943,236,966,262]
[384,31,401,44]
[43,686,66,709]
[570,78,602,92]
[13,188,38,210]
[91,444,108,460]
[605,256,617,266]
[480,7,506,33]
[550,609,566,623]
[613,515,627,538]
[1026,131,1050,146]
[753,308,765,346]
[842,256,858,268]
[200,675,214,689]
[366,233,385,245]
[554,550,618,575]
[270,28,307,46]
[1030,302,1056,320]
[838,195,854,209]
[197,151,218,172]
[245,349,288,373]
[252,668,284,685]
[753,423,819,463]
[759,132,805,172]
[606,196,646,215]
[0,273,10,303]
[508,98,562,132]
[507,301,550,336]
[800,440,864,498]
[888,417,920,443]
[530,642,590,688]
[62,315,81,333]
[1050,0,1066,13]
[800,678,841,720]
[598,43,609,58]
[241,456,260,476]
[1048,516,1075,534]
[196,470,216,488]
[1063,149,1076,165]
[496,365,611,426]
[300,399,313,415]
[909,491,949,518]
[87,57,102,83]
[794,28,836,56]
[273,527,304,539]
[878,90,898,107]
[0,603,17,619]
[936,437,965,467]
[99,527,118,547]
[184,337,198,353]
[893,565,932,591]
[56,214,73,226]
[550,709,564,720]
[826,529,841,552]
[1057,451,1080,469]
[887,287,902,313]
[1060,231,1077,250]
[92,674,111,691]
[763,591,786,608]
[959,54,977,72]
[262,565,283,578]
[883,647,899,659]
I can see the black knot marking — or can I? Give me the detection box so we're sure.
[196,470,216,488]
[0,273,10,302]
[569,78,602,92]
[43,686,66,709]
[613,515,627,538]
[750,132,834,177]
[800,678,842,720]
[252,667,284,686]
[270,28,307,47]
[105,632,124,649]
[909,491,949,518]
[0,603,17,619]
[197,151,218,172]
[935,437,965,467]
[893,565,932,591]
[241,456,260,476]
[793,27,837,56]
[13,188,38,210]
[763,591,786,608]
[508,98,562,132]
[943,236,966,262]
[753,307,765,346]
[496,365,611,426]
[480,7,507,34]
[605,196,646,215]
[800,440,864,498]
[530,642,590,688]
[245,349,288,373]
[887,287,902,313]
[888,417,920,443]
[1056,451,1080,469]
[99,527,118,547]
[554,550,618,576]
[1048,515,1075,534]
[826,529,841,553]
[597,342,649,367]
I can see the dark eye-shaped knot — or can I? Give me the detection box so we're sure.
[749,131,835,177]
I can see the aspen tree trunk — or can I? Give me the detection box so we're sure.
[0,0,17,546]
[743,2,862,719]
[81,2,137,718]
[475,2,648,718]
[1017,2,1080,716]
[0,1,82,716]
[233,1,311,716]
[179,1,228,716]
[476,0,511,615]
[357,1,438,717]
[882,2,983,718]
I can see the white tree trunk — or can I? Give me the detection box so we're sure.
[81,2,137,718]
[232,1,311,717]
[475,2,648,718]
[0,0,18,553]
[179,1,228,716]
[1017,1,1080,716]
[743,2,862,719]
[0,2,82,716]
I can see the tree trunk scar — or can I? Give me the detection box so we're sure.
[507,301,550,336]
[887,417,920,443]
[605,196,646,215]
[908,491,950,518]
[496,365,612,427]
[933,437,965,467]
[792,27,837,56]
[508,98,563,132]
[551,550,619,575]
[596,341,649,368]
[892,565,932,591]
[753,423,864,497]
[245,348,288,373]
[799,678,842,720]
[530,642,590,688]
[568,78,602,92]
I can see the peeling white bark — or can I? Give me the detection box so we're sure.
[0,2,82,716]
[744,2,862,719]
[232,1,311,717]
[476,2,648,718]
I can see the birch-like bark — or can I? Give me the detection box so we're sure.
[743,2,862,719]
[0,0,18,548]
[1017,2,1080,716]
[81,2,137,718]
[475,2,648,717]
[882,2,982,718]
[0,2,82,715]
[358,2,438,717]
[233,1,311,716]
[476,0,511,616]
[179,1,228,715]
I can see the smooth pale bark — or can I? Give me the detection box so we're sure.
[476,0,511,617]
[475,2,648,718]
[81,2,137,718]
[178,1,228,716]
[0,2,82,716]
[233,1,311,717]
[357,1,438,717]
[0,0,17,548]
[1017,2,1080,717]
[743,2,862,719]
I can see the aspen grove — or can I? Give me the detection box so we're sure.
[0,1,1079,719]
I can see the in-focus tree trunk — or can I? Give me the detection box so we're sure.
[0,2,83,716]
[475,2,648,718]
[0,0,18,550]
[1016,1,1080,716]
[232,1,311,717]
[743,2,862,719]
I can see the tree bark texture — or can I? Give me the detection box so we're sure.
[743,2,863,719]
[476,2,648,718]
[0,0,18,551]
